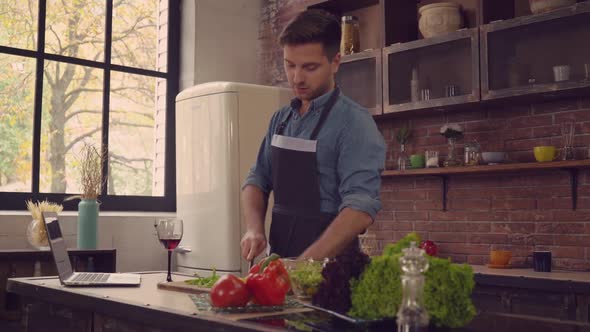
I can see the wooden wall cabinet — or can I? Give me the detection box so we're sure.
[481,1,590,102]
[306,0,589,115]
[336,49,382,115]
[383,28,480,114]
[307,0,418,115]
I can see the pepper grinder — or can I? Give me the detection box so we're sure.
[397,241,429,332]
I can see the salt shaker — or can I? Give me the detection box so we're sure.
[397,242,429,332]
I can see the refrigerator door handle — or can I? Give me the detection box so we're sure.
[176,246,192,253]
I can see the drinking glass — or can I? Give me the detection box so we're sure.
[155,218,183,282]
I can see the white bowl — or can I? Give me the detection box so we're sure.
[529,0,576,14]
[418,2,463,38]
[481,152,505,164]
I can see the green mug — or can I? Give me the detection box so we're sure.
[410,154,425,168]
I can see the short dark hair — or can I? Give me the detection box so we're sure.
[279,9,341,60]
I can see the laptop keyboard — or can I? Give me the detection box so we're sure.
[71,273,109,283]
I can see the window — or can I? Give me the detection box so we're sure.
[0,0,179,211]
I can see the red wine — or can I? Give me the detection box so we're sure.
[160,238,181,250]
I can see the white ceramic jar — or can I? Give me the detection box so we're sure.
[528,0,576,14]
[418,2,463,38]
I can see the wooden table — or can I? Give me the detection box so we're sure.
[7,269,590,332]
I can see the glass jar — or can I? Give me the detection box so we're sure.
[464,141,481,166]
[26,218,50,250]
[340,16,360,55]
[397,144,411,171]
[425,150,439,168]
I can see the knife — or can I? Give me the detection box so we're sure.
[248,259,254,271]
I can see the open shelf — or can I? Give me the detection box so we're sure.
[383,159,590,177]
[382,159,590,211]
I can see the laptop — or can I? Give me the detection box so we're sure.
[41,211,141,286]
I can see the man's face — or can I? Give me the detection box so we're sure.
[283,42,340,102]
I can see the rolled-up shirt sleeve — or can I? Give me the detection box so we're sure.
[242,112,278,194]
[336,112,385,220]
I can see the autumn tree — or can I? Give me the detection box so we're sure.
[0,0,162,196]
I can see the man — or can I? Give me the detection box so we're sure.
[240,9,385,261]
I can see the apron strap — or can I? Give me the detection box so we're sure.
[275,111,292,135]
[275,87,341,138]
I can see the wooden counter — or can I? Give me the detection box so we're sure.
[7,270,590,332]
[7,272,283,332]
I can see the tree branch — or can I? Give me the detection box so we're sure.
[64,127,102,153]
[111,121,153,129]
[65,109,102,122]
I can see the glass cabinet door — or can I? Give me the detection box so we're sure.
[384,28,479,113]
[336,50,382,115]
[481,2,590,100]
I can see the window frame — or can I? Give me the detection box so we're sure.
[0,0,179,212]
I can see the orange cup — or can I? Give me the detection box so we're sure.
[490,250,512,266]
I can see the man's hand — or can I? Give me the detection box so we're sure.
[240,185,269,261]
[240,230,267,261]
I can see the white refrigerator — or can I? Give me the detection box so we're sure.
[174,82,292,276]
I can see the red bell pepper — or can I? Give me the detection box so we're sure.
[246,254,291,306]
[210,274,251,307]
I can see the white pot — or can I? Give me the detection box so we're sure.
[419,2,463,38]
[529,0,576,14]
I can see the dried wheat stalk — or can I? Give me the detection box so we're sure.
[26,200,63,247]
[80,144,106,199]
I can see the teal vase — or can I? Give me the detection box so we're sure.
[78,199,99,249]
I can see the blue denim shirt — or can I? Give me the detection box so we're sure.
[243,89,385,219]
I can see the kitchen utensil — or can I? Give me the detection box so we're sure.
[561,120,575,160]
[534,146,556,162]
[553,65,571,82]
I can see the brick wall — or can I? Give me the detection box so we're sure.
[258,1,590,271]
[376,101,590,271]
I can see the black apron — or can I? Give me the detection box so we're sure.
[268,88,358,258]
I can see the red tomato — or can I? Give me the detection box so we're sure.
[210,274,251,307]
[420,240,438,256]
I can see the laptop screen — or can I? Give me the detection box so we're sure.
[42,211,73,281]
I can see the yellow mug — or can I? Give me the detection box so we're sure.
[534,146,556,162]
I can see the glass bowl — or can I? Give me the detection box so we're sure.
[282,258,324,301]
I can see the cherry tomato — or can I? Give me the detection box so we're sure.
[210,274,251,307]
[420,240,438,256]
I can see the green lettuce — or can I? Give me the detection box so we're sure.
[348,233,476,328]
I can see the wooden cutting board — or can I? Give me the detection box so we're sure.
[157,280,211,294]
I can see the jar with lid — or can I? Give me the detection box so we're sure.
[340,16,360,55]
[464,140,481,166]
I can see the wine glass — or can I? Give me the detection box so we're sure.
[155,218,183,282]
